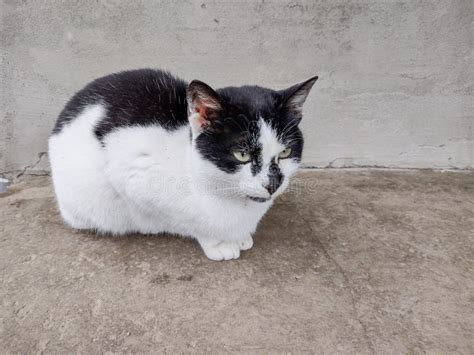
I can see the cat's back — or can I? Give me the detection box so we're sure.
[49,69,192,233]
[52,69,190,140]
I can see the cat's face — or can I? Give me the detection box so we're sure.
[187,77,317,202]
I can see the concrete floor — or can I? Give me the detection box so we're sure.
[0,170,473,353]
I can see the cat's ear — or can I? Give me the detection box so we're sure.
[187,80,222,132]
[278,76,318,123]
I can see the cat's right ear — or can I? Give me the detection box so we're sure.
[187,80,222,133]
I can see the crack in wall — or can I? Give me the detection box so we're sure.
[16,152,47,178]
[308,158,473,171]
[1,152,50,182]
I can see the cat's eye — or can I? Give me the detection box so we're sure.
[233,150,251,163]
[278,147,292,159]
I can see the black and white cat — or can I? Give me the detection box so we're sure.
[49,69,317,261]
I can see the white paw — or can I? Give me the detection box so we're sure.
[239,236,254,251]
[199,240,241,261]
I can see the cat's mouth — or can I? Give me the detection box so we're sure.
[248,196,271,203]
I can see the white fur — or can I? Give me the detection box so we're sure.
[49,105,300,261]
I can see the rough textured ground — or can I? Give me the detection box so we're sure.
[0,170,473,353]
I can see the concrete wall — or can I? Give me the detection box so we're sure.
[1,0,473,173]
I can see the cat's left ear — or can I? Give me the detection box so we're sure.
[278,76,318,123]
[187,80,223,133]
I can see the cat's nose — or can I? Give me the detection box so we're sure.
[265,163,283,195]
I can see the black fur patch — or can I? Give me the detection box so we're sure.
[52,69,189,140]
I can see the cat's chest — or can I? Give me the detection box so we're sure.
[193,194,271,229]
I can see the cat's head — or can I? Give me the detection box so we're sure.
[187,76,318,202]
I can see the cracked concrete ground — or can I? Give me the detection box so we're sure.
[0,170,473,353]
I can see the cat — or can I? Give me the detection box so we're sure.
[49,69,317,261]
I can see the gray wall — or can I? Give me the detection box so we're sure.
[1,0,473,173]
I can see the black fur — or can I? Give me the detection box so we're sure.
[52,69,189,140]
[52,69,316,175]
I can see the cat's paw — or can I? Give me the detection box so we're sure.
[239,236,254,251]
[198,240,241,261]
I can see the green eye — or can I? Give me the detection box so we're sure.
[279,147,292,159]
[233,150,251,163]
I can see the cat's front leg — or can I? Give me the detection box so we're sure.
[238,235,254,251]
[198,238,240,261]
[197,235,254,261]
[197,238,241,261]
